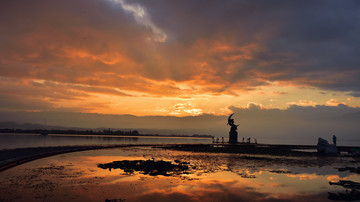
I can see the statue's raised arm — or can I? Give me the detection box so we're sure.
[227,113,234,125]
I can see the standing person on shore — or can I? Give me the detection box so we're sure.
[333,135,337,146]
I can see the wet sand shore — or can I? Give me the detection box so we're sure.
[0,144,157,172]
[1,144,360,201]
[1,143,358,172]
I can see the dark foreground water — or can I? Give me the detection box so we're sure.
[0,133,212,149]
[0,146,359,202]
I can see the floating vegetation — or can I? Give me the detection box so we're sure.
[329,180,360,190]
[337,167,360,174]
[269,169,292,174]
[97,159,190,176]
[328,180,360,201]
[105,198,126,202]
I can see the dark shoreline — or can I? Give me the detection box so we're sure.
[1,143,359,172]
[0,144,159,172]
[159,143,359,156]
[0,130,213,138]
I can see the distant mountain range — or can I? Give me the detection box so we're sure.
[0,121,82,130]
[0,122,212,137]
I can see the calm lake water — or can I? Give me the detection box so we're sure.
[2,133,360,150]
[0,133,212,150]
[0,146,359,202]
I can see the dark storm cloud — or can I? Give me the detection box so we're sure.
[1,0,360,93]
[1,0,360,113]
[0,95,55,111]
[134,0,360,93]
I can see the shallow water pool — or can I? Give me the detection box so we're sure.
[0,147,359,201]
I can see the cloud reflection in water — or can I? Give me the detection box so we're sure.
[0,147,360,201]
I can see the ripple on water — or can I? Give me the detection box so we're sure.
[0,146,360,202]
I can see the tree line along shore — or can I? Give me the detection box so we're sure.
[0,128,213,138]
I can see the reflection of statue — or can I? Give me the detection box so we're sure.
[227,113,239,143]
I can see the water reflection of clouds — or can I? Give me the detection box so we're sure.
[286,174,319,181]
[327,175,343,182]
[1,147,359,201]
[126,179,326,202]
[78,148,360,200]
[128,180,267,202]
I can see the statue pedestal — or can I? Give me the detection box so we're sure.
[229,131,238,143]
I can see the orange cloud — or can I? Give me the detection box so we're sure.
[287,100,318,107]
[326,99,346,107]
[1,0,360,116]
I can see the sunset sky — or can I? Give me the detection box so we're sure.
[1,1,360,141]
[0,0,359,116]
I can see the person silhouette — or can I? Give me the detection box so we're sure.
[333,135,337,146]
